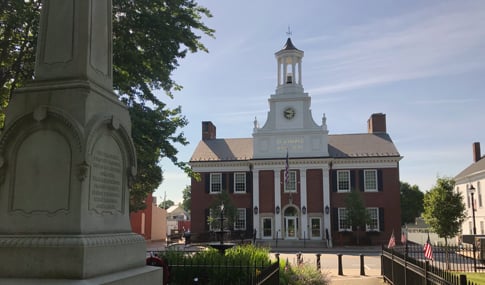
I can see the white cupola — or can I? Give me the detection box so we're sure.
[275,38,304,94]
[253,37,329,158]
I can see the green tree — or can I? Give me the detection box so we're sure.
[159,199,175,209]
[207,191,236,231]
[1,0,214,211]
[0,1,40,123]
[345,190,371,245]
[181,185,191,213]
[400,181,424,225]
[423,177,466,245]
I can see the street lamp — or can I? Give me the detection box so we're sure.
[469,184,477,272]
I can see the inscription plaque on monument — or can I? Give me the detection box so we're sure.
[89,135,124,214]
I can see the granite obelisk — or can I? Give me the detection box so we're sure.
[0,0,162,283]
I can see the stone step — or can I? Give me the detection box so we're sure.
[256,239,329,249]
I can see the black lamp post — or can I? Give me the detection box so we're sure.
[219,203,225,246]
[469,184,477,272]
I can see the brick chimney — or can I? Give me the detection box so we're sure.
[473,142,481,162]
[202,121,216,140]
[367,113,387,133]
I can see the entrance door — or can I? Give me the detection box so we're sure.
[286,217,297,239]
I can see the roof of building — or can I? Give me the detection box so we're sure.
[282,38,299,51]
[190,133,400,162]
[455,157,485,180]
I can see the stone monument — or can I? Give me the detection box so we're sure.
[0,0,162,283]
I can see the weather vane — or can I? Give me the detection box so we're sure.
[286,26,292,37]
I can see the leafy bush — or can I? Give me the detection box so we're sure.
[279,258,330,285]
[158,244,273,284]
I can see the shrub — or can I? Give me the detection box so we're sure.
[279,258,330,285]
[158,244,274,284]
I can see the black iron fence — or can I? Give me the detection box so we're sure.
[382,243,483,285]
[147,250,279,285]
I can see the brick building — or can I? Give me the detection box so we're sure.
[189,38,402,247]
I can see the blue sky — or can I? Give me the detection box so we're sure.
[153,1,485,204]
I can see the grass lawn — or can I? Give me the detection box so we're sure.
[462,272,485,284]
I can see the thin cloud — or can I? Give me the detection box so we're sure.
[305,1,485,95]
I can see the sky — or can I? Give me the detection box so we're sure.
[153,0,485,204]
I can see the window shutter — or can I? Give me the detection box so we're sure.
[205,208,210,231]
[378,170,383,192]
[229,173,234,193]
[332,208,338,231]
[246,172,252,193]
[332,171,337,192]
[359,170,364,192]
[205,174,210,193]
[222,173,227,192]
[351,170,356,191]
[246,207,251,233]
[379,208,384,231]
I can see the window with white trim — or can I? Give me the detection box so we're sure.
[337,170,350,192]
[366,208,379,231]
[262,217,272,238]
[310,217,321,238]
[234,172,246,193]
[210,173,222,193]
[364,170,378,192]
[234,208,246,230]
[338,208,351,231]
[284,171,297,192]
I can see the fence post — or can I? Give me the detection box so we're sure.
[360,254,365,276]
[316,253,321,270]
[275,253,280,264]
[459,274,467,285]
[424,260,429,285]
[338,253,343,275]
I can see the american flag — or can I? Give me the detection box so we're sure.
[401,231,407,245]
[423,234,433,260]
[284,150,289,185]
[388,231,396,249]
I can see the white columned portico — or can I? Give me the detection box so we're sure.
[252,166,260,238]
[274,170,282,239]
[300,168,308,240]
[322,165,332,247]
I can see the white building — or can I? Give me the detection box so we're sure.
[455,142,485,241]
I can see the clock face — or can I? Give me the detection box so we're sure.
[283,107,295,119]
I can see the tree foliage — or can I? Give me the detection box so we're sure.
[345,190,371,245]
[207,191,236,231]
[400,181,424,224]
[0,1,40,124]
[1,0,214,212]
[181,185,191,213]
[423,177,466,245]
[159,199,175,209]
[345,190,371,230]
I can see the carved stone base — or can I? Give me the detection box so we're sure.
[0,233,160,281]
[0,266,162,285]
